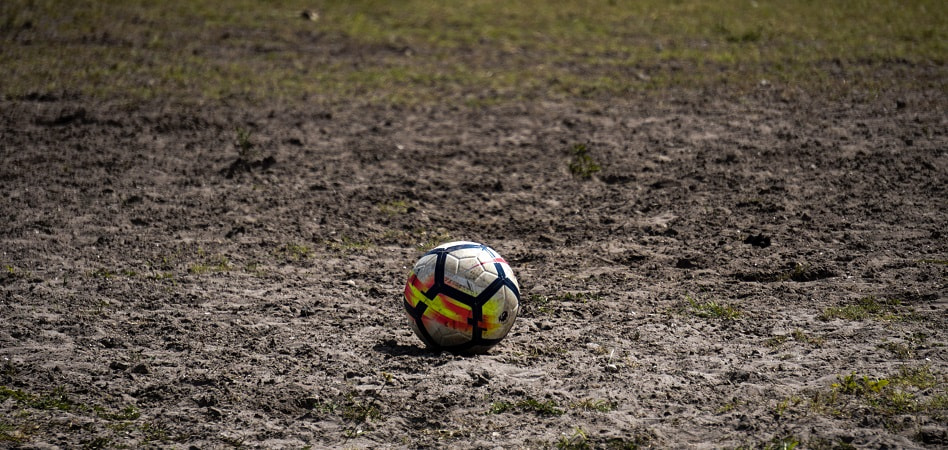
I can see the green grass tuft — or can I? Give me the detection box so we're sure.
[819,296,902,321]
[377,200,412,216]
[918,259,948,265]
[236,127,254,157]
[0,423,28,443]
[187,254,232,274]
[686,295,742,320]
[0,385,80,412]
[805,366,947,419]
[276,243,312,261]
[568,143,601,179]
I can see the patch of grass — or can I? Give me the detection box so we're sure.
[0,386,81,412]
[518,398,565,416]
[147,254,178,272]
[686,295,741,320]
[341,393,381,423]
[342,401,381,423]
[832,373,890,396]
[415,230,452,251]
[88,268,115,279]
[243,262,267,277]
[928,393,948,412]
[557,427,590,450]
[556,426,654,450]
[377,200,412,216]
[763,435,800,450]
[489,400,513,414]
[140,421,172,444]
[805,366,946,420]
[327,236,372,253]
[818,296,902,321]
[528,294,554,315]
[0,423,28,443]
[187,254,232,275]
[918,259,948,265]
[714,22,763,44]
[0,386,183,446]
[891,365,938,390]
[3,265,34,282]
[83,436,112,449]
[765,334,790,347]
[790,329,824,347]
[716,397,742,414]
[150,271,175,282]
[276,243,312,261]
[95,405,141,421]
[774,395,805,419]
[235,127,256,160]
[878,341,914,359]
[8,0,942,106]
[294,396,338,415]
[568,143,601,179]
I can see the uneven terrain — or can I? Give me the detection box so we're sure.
[1,1,946,448]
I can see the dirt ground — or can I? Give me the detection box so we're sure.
[1,70,946,448]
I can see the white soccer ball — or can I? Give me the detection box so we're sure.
[403,241,521,353]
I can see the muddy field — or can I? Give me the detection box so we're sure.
[1,37,947,450]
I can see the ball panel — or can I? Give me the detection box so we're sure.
[479,285,519,340]
[428,293,473,328]
[473,270,499,290]
[411,253,439,283]
[422,320,471,347]
[443,271,479,297]
[403,271,433,308]
[406,314,435,347]
[474,253,502,276]
[442,253,460,279]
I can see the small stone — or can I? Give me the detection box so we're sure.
[471,371,490,387]
[99,337,123,349]
[539,321,554,330]
[918,426,947,445]
[744,234,771,248]
[206,407,223,419]
[605,364,619,373]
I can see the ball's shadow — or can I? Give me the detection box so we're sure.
[372,339,479,358]
[372,339,436,357]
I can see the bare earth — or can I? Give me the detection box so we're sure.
[1,78,946,448]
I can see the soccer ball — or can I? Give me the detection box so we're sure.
[403,241,520,353]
